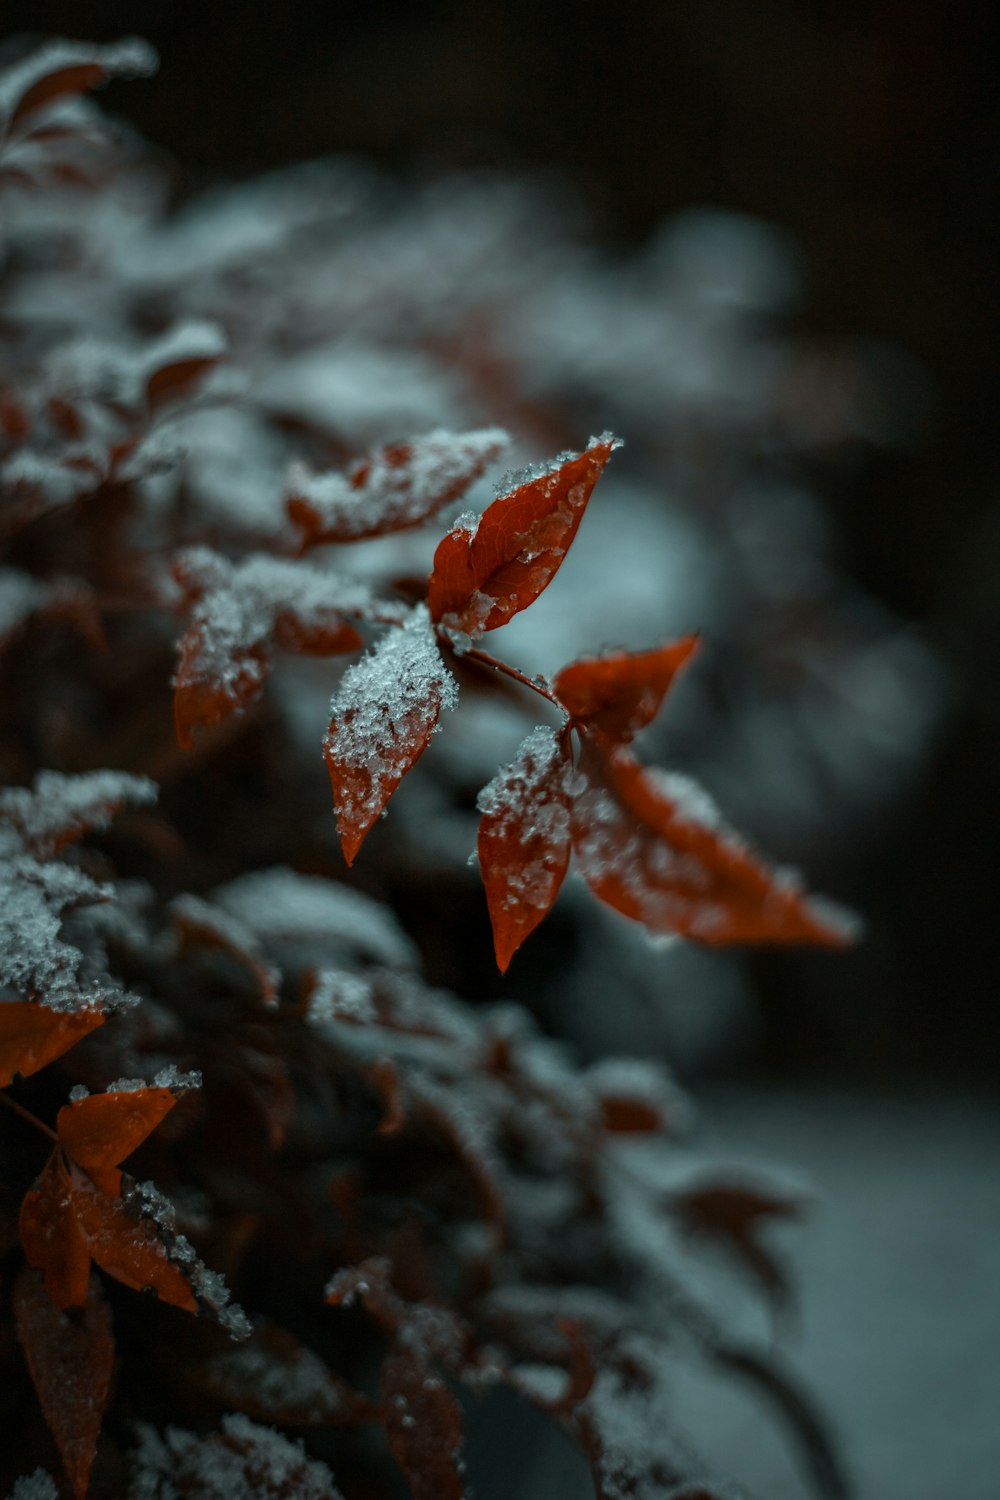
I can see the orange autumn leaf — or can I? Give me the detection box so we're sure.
[13,1267,115,1500]
[69,1167,198,1312]
[56,1085,178,1175]
[571,742,856,947]
[476,725,572,972]
[0,1002,106,1088]
[553,635,700,744]
[427,434,619,635]
[323,606,457,865]
[19,1153,91,1308]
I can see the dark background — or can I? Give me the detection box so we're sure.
[5,0,998,1084]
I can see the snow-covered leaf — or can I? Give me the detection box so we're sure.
[287,427,509,545]
[324,605,457,864]
[172,549,367,748]
[427,434,619,635]
[571,743,857,946]
[476,725,572,972]
[0,37,157,138]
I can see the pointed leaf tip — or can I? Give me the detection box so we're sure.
[427,434,619,636]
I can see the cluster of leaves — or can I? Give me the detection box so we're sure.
[0,39,854,1500]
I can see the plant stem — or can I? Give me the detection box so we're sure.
[0,1089,59,1144]
[458,643,564,710]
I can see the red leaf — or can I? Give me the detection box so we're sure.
[571,743,857,946]
[0,1002,106,1088]
[380,1350,465,1500]
[172,550,366,749]
[56,1086,178,1175]
[14,1267,115,1500]
[69,1169,198,1313]
[554,636,700,744]
[476,725,572,972]
[287,427,509,545]
[323,606,457,864]
[671,1180,803,1307]
[20,1154,91,1308]
[427,434,619,635]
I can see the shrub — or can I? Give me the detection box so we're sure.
[1,38,857,1500]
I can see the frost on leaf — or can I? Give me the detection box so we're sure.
[143,320,227,412]
[427,434,620,635]
[287,427,510,546]
[0,36,158,138]
[324,604,458,864]
[571,742,857,946]
[0,771,156,1011]
[554,636,700,744]
[127,1413,344,1500]
[13,1268,114,1500]
[172,549,367,748]
[20,1153,199,1314]
[476,725,573,972]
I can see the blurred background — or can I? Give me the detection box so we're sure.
[2,2,997,1495]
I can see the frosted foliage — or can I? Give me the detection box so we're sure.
[176,549,371,698]
[7,1471,58,1500]
[129,1181,251,1340]
[325,604,457,828]
[477,725,570,909]
[0,772,156,1010]
[214,866,417,970]
[583,1352,693,1499]
[0,37,158,130]
[127,1414,342,1500]
[204,1336,346,1418]
[289,427,509,538]
[0,770,157,857]
[586,1056,691,1129]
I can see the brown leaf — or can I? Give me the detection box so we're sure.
[14,1267,114,1500]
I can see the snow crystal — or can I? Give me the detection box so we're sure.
[106,1076,149,1093]
[153,1065,203,1090]
[214,866,418,970]
[324,603,458,832]
[288,427,509,540]
[68,1083,90,1101]
[129,1180,251,1340]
